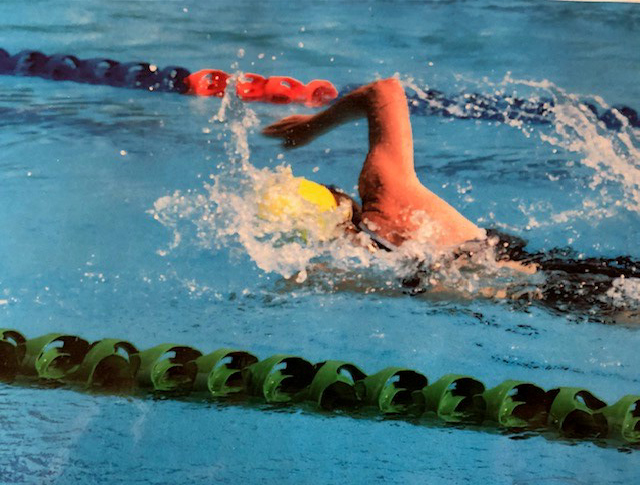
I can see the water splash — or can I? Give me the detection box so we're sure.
[150,80,380,280]
[150,80,511,295]
[500,73,640,213]
[607,276,640,309]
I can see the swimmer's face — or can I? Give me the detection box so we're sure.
[328,189,361,228]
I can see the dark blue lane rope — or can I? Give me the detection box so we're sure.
[1,49,638,130]
[340,84,639,131]
[0,49,191,93]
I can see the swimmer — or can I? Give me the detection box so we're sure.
[263,79,640,321]
[263,79,532,269]
[263,79,479,248]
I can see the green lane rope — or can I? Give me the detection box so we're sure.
[1,328,639,446]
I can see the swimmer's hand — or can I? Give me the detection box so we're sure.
[263,85,373,147]
[262,115,316,148]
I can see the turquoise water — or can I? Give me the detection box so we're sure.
[1,0,640,483]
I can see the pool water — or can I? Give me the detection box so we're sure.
[1,0,640,483]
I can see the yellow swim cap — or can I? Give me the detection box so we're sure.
[297,178,338,212]
[257,176,349,243]
[258,177,337,220]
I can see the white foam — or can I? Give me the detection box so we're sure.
[500,73,640,214]
[606,276,640,309]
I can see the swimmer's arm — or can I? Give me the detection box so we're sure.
[262,79,404,148]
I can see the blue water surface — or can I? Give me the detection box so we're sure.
[1,0,640,484]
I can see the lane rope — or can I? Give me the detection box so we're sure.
[0,48,337,107]
[1,328,638,446]
[1,49,638,130]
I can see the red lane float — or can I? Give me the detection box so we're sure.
[235,73,267,101]
[185,69,338,107]
[185,69,230,97]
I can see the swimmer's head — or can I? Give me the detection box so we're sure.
[258,177,337,218]
[257,176,353,242]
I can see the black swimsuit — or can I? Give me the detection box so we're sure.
[409,227,640,319]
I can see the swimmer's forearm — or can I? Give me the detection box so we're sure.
[262,79,404,148]
[307,85,371,135]
[308,79,405,140]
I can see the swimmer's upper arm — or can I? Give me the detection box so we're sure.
[360,79,415,177]
[263,78,415,177]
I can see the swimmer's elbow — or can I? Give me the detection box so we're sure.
[321,78,407,128]
[337,79,405,114]
[373,78,404,92]
[365,78,405,99]
[358,78,407,112]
